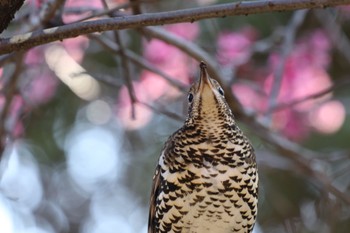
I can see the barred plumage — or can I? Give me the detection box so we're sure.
[148,62,258,233]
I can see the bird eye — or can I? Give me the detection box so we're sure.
[188,93,194,102]
[218,87,224,96]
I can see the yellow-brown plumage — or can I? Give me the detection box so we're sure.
[148,62,258,233]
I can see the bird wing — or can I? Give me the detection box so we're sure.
[148,164,161,233]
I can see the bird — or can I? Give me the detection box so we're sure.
[148,61,258,233]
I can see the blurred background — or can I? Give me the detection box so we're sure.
[0,0,350,232]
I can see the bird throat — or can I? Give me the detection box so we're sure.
[195,87,227,130]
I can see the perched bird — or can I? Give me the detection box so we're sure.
[148,62,258,233]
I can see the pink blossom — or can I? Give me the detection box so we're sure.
[165,23,199,41]
[143,39,180,66]
[338,5,350,19]
[23,36,88,107]
[27,0,43,8]
[216,27,257,66]
[117,101,153,130]
[280,110,310,141]
[309,100,346,134]
[263,67,332,111]
[25,47,45,65]
[24,72,59,106]
[62,37,89,63]
[24,47,59,106]
[296,30,331,68]
[234,29,343,140]
[291,68,332,110]
[62,0,103,23]
[232,83,264,112]
[268,30,331,71]
[117,23,201,129]
[140,24,195,103]
[117,82,153,130]
[262,30,344,139]
[139,71,170,101]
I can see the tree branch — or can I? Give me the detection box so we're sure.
[266,79,350,113]
[0,53,24,154]
[1,0,350,55]
[266,9,307,120]
[89,34,187,90]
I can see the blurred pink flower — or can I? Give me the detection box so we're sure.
[263,30,344,140]
[143,39,180,66]
[338,5,350,19]
[309,100,346,134]
[24,47,60,106]
[63,0,103,23]
[165,23,200,41]
[217,27,257,66]
[119,23,200,129]
[117,82,153,130]
[263,67,332,111]
[142,39,192,96]
[143,23,198,81]
[139,71,170,100]
[27,0,43,8]
[234,29,344,140]
[24,72,59,106]
[232,83,264,113]
[25,47,45,65]
[23,35,88,107]
[62,37,89,63]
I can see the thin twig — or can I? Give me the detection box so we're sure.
[266,79,350,113]
[0,54,17,67]
[89,34,187,91]
[244,116,350,204]
[115,32,137,119]
[139,101,184,122]
[77,2,131,22]
[315,10,350,64]
[101,0,137,118]
[266,10,308,120]
[1,0,350,55]
[0,53,24,155]
[39,0,66,26]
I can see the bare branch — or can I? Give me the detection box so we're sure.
[267,79,350,113]
[114,32,137,119]
[139,101,184,122]
[266,10,308,120]
[101,0,137,118]
[1,0,350,55]
[89,34,188,91]
[315,10,350,64]
[0,53,24,154]
[246,117,350,204]
[39,0,66,26]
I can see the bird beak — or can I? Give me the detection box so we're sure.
[198,61,212,92]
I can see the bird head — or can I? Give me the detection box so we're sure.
[186,62,234,126]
